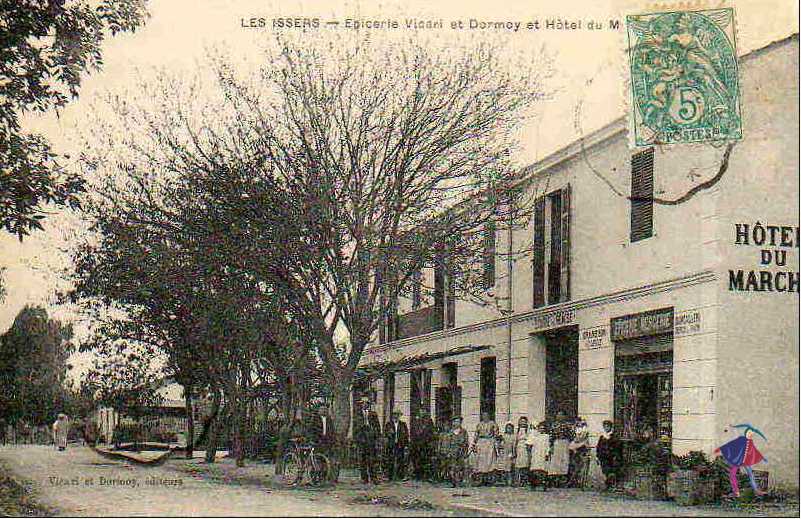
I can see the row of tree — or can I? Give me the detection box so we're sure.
[52,34,549,475]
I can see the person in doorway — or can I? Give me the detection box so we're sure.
[596,420,623,490]
[443,416,469,487]
[499,422,516,485]
[52,414,70,451]
[547,411,574,487]
[526,420,551,491]
[568,417,591,489]
[353,398,382,484]
[472,412,499,486]
[383,411,409,481]
[514,417,531,486]
[410,408,435,481]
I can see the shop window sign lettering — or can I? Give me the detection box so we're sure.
[610,307,674,341]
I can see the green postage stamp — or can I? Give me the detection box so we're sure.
[626,8,742,147]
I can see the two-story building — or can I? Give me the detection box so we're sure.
[358,34,799,487]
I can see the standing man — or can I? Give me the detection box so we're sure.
[353,398,381,484]
[384,411,409,481]
[410,408,435,481]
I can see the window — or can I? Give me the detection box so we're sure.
[482,221,496,289]
[533,185,571,308]
[630,148,655,242]
[479,357,497,421]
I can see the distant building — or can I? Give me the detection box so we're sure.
[358,35,799,487]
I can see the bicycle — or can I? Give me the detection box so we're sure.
[282,438,332,486]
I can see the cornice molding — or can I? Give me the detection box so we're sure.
[364,270,716,359]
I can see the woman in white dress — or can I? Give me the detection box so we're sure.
[547,412,574,487]
[526,421,551,490]
[513,417,531,486]
[472,412,499,485]
[52,414,70,451]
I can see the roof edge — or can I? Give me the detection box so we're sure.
[517,31,799,180]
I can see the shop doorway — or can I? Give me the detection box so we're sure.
[614,336,673,445]
[544,326,579,421]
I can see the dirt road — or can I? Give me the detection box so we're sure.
[0,445,447,516]
[1,445,796,517]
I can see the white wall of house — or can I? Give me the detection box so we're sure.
[363,35,799,487]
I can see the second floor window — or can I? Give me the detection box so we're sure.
[532,184,571,308]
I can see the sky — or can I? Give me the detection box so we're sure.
[0,0,797,379]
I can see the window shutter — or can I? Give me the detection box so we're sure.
[446,269,456,328]
[377,271,386,344]
[560,184,571,302]
[483,221,496,289]
[532,197,546,308]
[412,269,422,309]
[630,148,655,242]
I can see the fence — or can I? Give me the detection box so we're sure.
[0,424,83,446]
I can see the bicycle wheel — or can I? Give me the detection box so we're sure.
[310,453,331,485]
[282,451,304,486]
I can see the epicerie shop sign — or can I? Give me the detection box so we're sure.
[729,222,800,293]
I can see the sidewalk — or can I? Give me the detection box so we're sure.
[172,459,800,517]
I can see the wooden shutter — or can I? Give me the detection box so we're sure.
[483,221,496,289]
[630,148,654,242]
[446,272,456,329]
[532,197,546,308]
[434,258,445,329]
[560,184,571,302]
[377,271,386,344]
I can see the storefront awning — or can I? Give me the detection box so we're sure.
[356,343,491,378]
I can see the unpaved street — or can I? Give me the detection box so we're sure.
[1,445,797,517]
[0,446,449,517]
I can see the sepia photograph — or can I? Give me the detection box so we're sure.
[0,0,798,516]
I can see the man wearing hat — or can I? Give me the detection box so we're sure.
[383,410,409,481]
[353,397,382,484]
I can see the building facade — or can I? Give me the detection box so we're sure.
[358,35,799,486]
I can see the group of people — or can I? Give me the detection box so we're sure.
[351,398,628,490]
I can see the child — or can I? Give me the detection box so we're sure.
[499,422,516,485]
[514,417,531,486]
[526,421,551,491]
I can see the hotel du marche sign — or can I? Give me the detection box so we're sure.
[610,307,674,341]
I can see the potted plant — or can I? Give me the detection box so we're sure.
[626,440,670,500]
[667,451,716,505]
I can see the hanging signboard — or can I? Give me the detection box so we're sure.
[610,307,674,341]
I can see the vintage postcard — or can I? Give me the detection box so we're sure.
[0,0,798,517]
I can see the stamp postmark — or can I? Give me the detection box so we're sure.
[626,8,742,147]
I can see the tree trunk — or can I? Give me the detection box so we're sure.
[329,376,352,482]
[185,385,194,459]
[204,390,222,464]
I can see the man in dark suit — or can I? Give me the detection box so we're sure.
[410,408,436,481]
[384,411,409,481]
[353,398,381,484]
